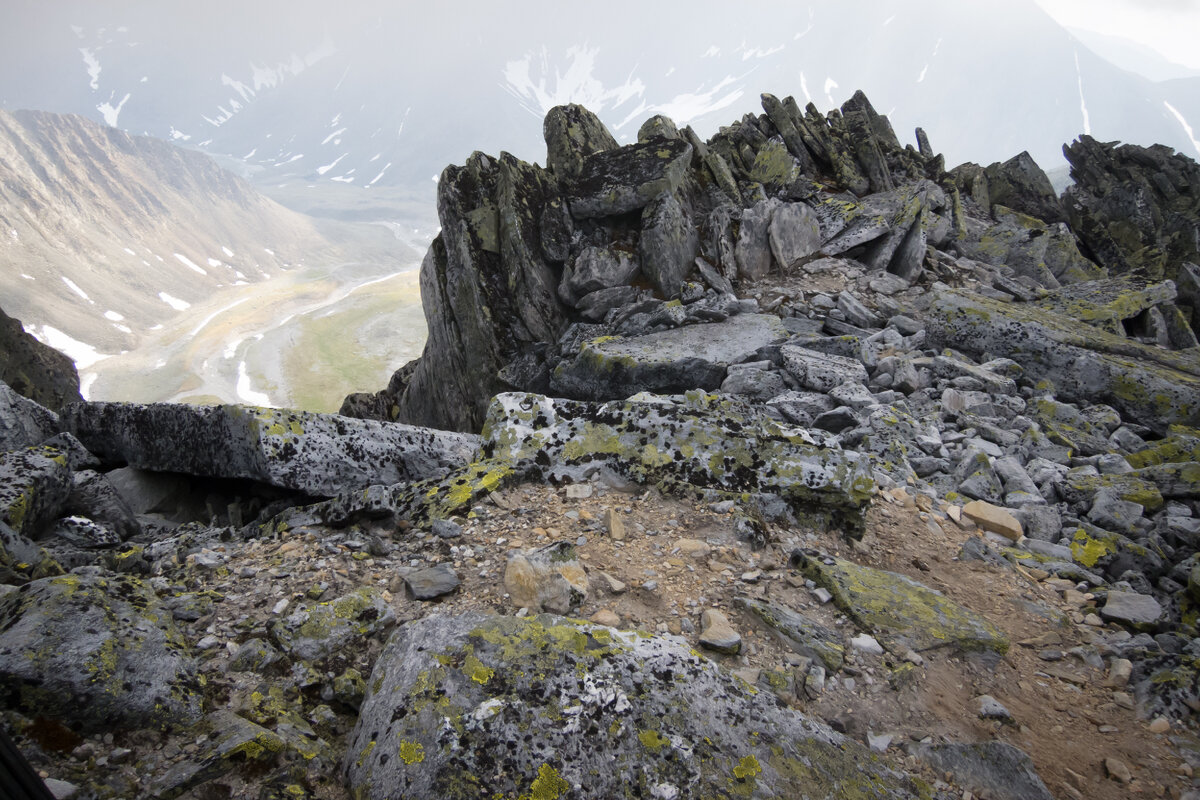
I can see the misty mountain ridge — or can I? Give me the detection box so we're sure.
[4,0,1198,193]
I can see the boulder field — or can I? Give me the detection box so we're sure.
[3,90,1200,799]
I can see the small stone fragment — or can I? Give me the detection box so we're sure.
[961,500,1023,541]
[850,633,883,655]
[976,695,1013,722]
[404,563,460,600]
[1104,757,1132,784]
[589,609,621,627]
[1148,717,1171,734]
[698,608,741,654]
[604,508,626,540]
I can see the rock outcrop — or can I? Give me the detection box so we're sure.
[0,306,82,411]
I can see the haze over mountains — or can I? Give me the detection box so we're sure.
[2,0,1199,412]
[3,0,1198,194]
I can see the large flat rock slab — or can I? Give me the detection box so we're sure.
[344,612,926,800]
[551,313,788,400]
[63,402,479,498]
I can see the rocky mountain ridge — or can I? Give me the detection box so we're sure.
[2,88,1200,799]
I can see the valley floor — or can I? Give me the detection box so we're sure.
[83,263,426,413]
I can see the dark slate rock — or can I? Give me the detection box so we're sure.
[562,246,640,299]
[576,286,642,323]
[344,613,925,800]
[639,191,698,298]
[0,306,82,412]
[0,381,59,454]
[66,469,141,540]
[567,137,693,219]
[984,150,1064,225]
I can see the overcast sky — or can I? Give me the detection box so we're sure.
[1035,0,1200,68]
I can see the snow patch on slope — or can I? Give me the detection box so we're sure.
[30,325,108,369]
[174,253,207,275]
[97,92,130,127]
[1164,101,1200,157]
[1074,51,1091,136]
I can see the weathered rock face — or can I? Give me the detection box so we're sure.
[344,613,924,800]
[0,571,201,732]
[543,103,619,181]
[1063,134,1200,281]
[63,402,478,497]
[983,150,1064,225]
[344,92,948,433]
[567,137,694,219]
[383,150,569,432]
[0,306,82,411]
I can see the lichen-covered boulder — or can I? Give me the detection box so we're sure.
[925,288,1200,434]
[793,552,1009,655]
[0,444,72,537]
[543,103,619,181]
[551,314,788,401]
[639,190,698,298]
[0,571,201,731]
[959,205,1102,287]
[63,401,478,497]
[984,150,1064,225]
[0,381,60,453]
[736,596,844,671]
[292,390,876,535]
[566,137,693,219]
[270,586,396,664]
[344,613,926,800]
[482,391,875,531]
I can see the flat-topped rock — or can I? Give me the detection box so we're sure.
[63,402,479,498]
[551,314,788,401]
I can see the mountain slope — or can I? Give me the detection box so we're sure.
[0,108,329,361]
[3,0,1198,187]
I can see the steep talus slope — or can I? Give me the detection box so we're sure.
[0,109,329,356]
